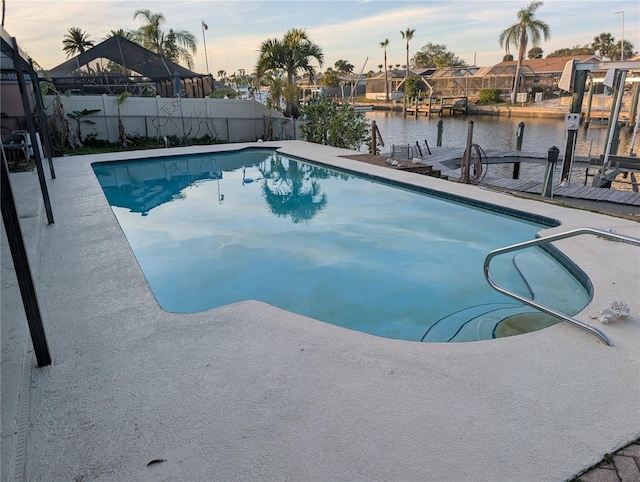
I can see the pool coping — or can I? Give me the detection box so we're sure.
[4,140,640,481]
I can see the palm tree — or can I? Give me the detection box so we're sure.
[499,1,550,103]
[400,28,415,81]
[379,38,390,101]
[591,32,615,59]
[610,39,636,61]
[132,9,197,69]
[256,28,324,118]
[106,29,134,40]
[62,27,95,58]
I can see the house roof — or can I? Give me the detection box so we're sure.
[493,55,599,74]
[47,35,202,80]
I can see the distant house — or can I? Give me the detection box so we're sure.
[365,56,600,101]
[366,69,421,100]
[46,35,224,98]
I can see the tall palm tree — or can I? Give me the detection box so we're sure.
[62,27,95,58]
[379,38,390,101]
[591,32,615,59]
[256,28,324,118]
[499,1,550,103]
[400,28,415,82]
[132,9,197,69]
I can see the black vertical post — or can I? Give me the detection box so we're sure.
[461,121,474,184]
[28,59,56,179]
[437,119,443,146]
[11,37,54,225]
[1,151,52,367]
[513,121,525,179]
[370,120,377,154]
[584,79,594,129]
[542,146,559,198]
[560,69,588,183]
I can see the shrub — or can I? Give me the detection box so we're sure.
[300,100,369,150]
[478,88,502,104]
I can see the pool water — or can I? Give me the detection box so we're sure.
[93,148,591,342]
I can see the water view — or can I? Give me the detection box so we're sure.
[365,110,635,158]
[365,110,636,187]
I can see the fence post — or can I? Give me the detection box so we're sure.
[437,119,443,146]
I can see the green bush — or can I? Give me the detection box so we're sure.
[300,100,369,150]
[478,88,502,104]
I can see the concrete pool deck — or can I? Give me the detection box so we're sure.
[2,140,639,481]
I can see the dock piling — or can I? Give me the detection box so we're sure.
[542,146,559,198]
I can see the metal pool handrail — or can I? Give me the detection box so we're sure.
[484,227,640,346]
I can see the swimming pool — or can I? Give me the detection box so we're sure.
[93,148,591,342]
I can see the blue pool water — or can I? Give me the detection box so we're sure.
[93,148,591,342]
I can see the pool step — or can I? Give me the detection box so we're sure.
[421,303,523,342]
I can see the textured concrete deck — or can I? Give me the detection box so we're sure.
[2,141,639,481]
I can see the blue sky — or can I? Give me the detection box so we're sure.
[7,0,639,75]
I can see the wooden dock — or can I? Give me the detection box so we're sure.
[405,96,468,117]
[483,177,640,205]
[343,148,640,207]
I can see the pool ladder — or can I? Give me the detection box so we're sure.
[484,227,640,346]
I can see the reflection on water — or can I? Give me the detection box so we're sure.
[260,156,329,224]
[92,148,591,341]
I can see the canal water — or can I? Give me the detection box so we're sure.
[364,110,637,187]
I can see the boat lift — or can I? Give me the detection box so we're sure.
[558,59,640,187]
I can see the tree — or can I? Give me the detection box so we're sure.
[591,32,615,59]
[117,92,132,148]
[610,39,636,61]
[503,53,514,61]
[400,28,415,81]
[62,27,94,58]
[320,68,340,88]
[106,29,134,40]
[132,9,197,69]
[379,38,390,101]
[412,43,467,68]
[256,28,324,118]
[404,77,426,99]
[334,60,354,76]
[67,108,100,141]
[499,1,550,103]
[527,46,543,59]
[546,44,593,57]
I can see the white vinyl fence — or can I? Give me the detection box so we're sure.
[42,95,302,144]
